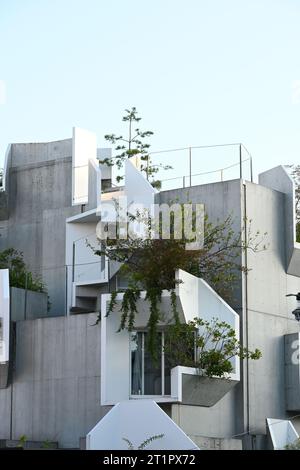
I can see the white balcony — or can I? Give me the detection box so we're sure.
[100,269,240,406]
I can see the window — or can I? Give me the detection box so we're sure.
[130,332,171,396]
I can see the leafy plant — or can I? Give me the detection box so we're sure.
[164,317,262,378]
[0,248,46,293]
[17,434,28,448]
[285,438,300,450]
[41,439,56,449]
[122,434,164,450]
[99,107,171,186]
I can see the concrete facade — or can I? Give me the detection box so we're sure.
[0,313,110,448]
[0,139,80,315]
[159,179,300,444]
[0,133,300,449]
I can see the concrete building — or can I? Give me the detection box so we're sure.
[0,130,299,449]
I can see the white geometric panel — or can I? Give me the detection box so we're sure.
[72,127,97,205]
[86,400,199,450]
[0,269,10,363]
[267,418,299,450]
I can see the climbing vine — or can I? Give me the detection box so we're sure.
[118,288,141,332]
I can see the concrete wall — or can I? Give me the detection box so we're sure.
[0,140,80,315]
[159,178,300,442]
[0,313,109,448]
[243,181,300,436]
[10,287,48,321]
[157,181,244,439]
[158,179,244,310]
[0,175,299,448]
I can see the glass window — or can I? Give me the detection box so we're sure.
[130,331,171,396]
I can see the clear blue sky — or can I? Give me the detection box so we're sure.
[1,0,300,183]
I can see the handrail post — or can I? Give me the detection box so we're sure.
[189,147,192,187]
[239,144,242,179]
[250,155,253,182]
[183,176,185,188]
[72,242,75,283]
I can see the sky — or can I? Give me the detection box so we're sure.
[1,0,300,184]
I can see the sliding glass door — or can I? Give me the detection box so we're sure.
[130,332,171,396]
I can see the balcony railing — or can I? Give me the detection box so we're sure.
[105,143,253,191]
[149,143,253,191]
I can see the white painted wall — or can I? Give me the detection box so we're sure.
[65,219,105,311]
[73,232,104,284]
[72,127,97,206]
[259,165,300,277]
[86,400,199,450]
[101,269,240,405]
[101,293,130,405]
[267,418,299,450]
[177,269,240,380]
[0,269,9,363]
[88,159,101,210]
[2,144,11,193]
[125,158,157,215]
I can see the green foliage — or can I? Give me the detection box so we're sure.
[99,107,171,185]
[41,439,56,449]
[285,438,300,450]
[164,317,262,378]
[118,287,141,332]
[122,434,165,450]
[291,165,300,242]
[17,434,28,448]
[106,290,118,317]
[0,248,46,293]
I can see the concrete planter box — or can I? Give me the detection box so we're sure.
[10,287,48,321]
[172,366,239,407]
[181,373,239,407]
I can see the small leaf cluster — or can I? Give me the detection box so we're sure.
[285,438,300,450]
[122,434,164,450]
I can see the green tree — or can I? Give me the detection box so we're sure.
[0,248,46,292]
[100,107,171,187]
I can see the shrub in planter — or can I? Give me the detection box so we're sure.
[164,317,262,379]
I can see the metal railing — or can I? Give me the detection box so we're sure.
[72,142,253,194]
[101,142,253,191]
[148,143,253,191]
